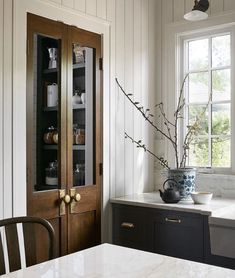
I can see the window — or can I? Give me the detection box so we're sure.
[182,32,231,169]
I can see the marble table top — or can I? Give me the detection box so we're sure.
[2,244,235,278]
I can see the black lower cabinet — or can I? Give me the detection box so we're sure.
[112,205,149,251]
[150,210,204,262]
[112,203,235,269]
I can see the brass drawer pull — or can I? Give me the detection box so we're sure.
[165,217,181,224]
[121,222,135,229]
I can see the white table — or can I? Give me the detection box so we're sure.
[2,244,235,277]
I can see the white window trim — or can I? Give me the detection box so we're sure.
[163,11,235,175]
[180,28,233,174]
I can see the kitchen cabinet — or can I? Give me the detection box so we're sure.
[26,13,102,260]
[112,204,235,269]
[150,209,203,262]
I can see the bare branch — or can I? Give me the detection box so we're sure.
[125,132,170,170]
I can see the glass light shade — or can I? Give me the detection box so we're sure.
[184,10,208,21]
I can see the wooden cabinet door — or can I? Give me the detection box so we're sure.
[27,14,68,259]
[26,14,102,257]
[66,27,102,253]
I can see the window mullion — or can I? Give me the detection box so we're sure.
[208,36,212,167]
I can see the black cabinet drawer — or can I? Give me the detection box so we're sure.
[151,210,204,262]
[112,204,148,250]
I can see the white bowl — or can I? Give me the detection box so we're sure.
[191,192,213,204]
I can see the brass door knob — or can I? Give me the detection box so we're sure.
[61,194,71,204]
[72,193,81,202]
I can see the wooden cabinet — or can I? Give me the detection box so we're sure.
[26,13,102,259]
[112,204,235,269]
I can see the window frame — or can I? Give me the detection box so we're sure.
[178,27,235,174]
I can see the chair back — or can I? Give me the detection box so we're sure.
[0,216,55,275]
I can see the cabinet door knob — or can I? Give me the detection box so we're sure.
[165,217,181,224]
[62,194,71,204]
[121,222,135,229]
[73,193,81,202]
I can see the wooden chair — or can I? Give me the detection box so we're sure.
[0,216,55,275]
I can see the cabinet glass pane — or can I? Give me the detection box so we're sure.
[72,44,94,186]
[32,34,61,191]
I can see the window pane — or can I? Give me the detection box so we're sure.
[188,138,209,167]
[189,39,208,71]
[212,137,230,167]
[212,69,230,101]
[212,35,230,68]
[188,105,208,135]
[212,104,230,135]
[189,72,209,103]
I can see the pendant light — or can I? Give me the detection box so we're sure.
[184,0,209,22]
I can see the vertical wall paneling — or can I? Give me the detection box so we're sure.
[107,0,116,198]
[0,0,3,219]
[74,0,85,12]
[210,0,223,14]
[115,0,125,197]
[3,0,13,218]
[124,0,134,196]
[147,0,157,191]
[97,0,106,20]
[62,0,74,8]
[154,0,163,190]
[86,0,97,16]
[185,0,193,14]
[173,0,184,22]
[141,0,149,191]
[161,0,173,166]
[224,0,235,11]
[133,0,143,193]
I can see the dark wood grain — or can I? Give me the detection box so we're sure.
[5,224,21,272]
[27,13,102,257]
[23,223,37,267]
[0,216,55,274]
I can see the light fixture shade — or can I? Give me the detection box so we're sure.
[184,0,209,21]
[184,10,208,21]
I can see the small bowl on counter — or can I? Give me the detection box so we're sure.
[191,192,213,204]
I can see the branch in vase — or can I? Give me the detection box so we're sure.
[115,78,176,149]
[124,132,170,170]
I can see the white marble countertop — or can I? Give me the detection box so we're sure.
[2,244,235,278]
[110,192,235,216]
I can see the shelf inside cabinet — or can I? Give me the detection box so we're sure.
[43,68,58,74]
[73,63,85,69]
[73,104,85,110]
[73,145,85,151]
[43,145,85,151]
[44,106,58,112]
[44,145,58,150]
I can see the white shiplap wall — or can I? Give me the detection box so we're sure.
[0,0,13,219]
[0,0,3,220]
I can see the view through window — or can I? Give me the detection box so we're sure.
[183,33,231,168]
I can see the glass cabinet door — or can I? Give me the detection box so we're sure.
[71,45,94,187]
[32,34,61,191]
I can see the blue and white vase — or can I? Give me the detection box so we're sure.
[166,168,196,201]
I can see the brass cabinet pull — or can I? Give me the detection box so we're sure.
[121,222,135,229]
[59,189,71,216]
[165,217,181,224]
